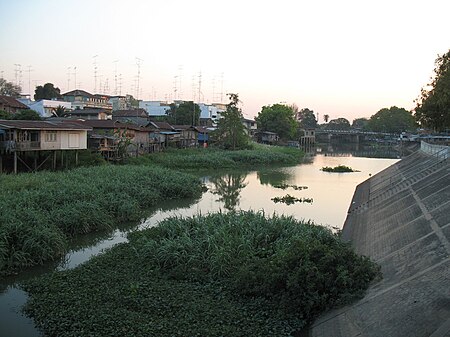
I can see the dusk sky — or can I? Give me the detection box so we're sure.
[0,0,449,121]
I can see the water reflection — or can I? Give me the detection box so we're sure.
[257,169,293,187]
[210,173,247,210]
[315,143,410,158]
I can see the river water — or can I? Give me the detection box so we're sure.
[0,152,399,336]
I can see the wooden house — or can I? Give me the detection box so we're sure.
[0,95,30,114]
[0,120,91,173]
[147,121,180,148]
[172,125,197,148]
[256,131,279,145]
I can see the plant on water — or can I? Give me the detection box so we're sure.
[22,211,380,337]
[271,195,314,205]
[321,165,359,173]
[273,183,308,190]
[126,143,304,170]
[0,165,203,275]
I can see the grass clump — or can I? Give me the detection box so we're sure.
[321,165,359,172]
[127,143,304,169]
[0,165,203,275]
[22,211,380,336]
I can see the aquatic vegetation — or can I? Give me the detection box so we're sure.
[271,194,313,205]
[127,143,304,169]
[321,165,359,172]
[22,211,380,337]
[0,166,203,275]
[273,183,308,190]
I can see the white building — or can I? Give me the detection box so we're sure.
[139,101,171,117]
[23,100,72,118]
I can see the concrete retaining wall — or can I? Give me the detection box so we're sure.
[311,144,450,337]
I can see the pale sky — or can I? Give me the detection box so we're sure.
[0,0,448,121]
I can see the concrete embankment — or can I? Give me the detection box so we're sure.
[311,142,450,337]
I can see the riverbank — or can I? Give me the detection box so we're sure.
[311,144,449,337]
[22,211,380,337]
[0,165,203,275]
[0,145,304,276]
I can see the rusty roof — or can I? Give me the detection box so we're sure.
[0,95,30,110]
[0,120,92,130]
[113,109,148,118]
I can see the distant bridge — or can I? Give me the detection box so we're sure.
[315,129,399,143]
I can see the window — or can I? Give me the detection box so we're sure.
[46,131,57,142]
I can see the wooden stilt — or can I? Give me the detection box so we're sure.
[75,151,79,166]
[0,155,2,174]
[14,151,17,174]
[53,151,57,170]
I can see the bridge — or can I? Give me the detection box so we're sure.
[315,129,399,143]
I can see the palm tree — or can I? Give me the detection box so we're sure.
[53,105,67,117]
[323,114,330,123]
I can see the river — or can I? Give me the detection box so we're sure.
[0,152,400,336]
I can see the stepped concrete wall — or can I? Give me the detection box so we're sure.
[311,144,450,337]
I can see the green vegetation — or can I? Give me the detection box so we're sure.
[0,165,203,275]
[22,211,380,337]
[321,165,359,173]
[272,195,313,205]
[273,183,308,190]
[366,106,416,134]
[214,93,250,150]
[128,143,304,169]
[256,103,298,140]
[415,49,450,131]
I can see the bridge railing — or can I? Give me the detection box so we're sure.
[420,141,449,160]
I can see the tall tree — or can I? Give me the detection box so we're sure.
[256,103,297,140]
[414,50,450,131]
[167,101,201,125]
[297,108,318,129]
[323,114,330,123]
[367,106,416,133]
[34,83,61,100]
[352,117,369,130]
[0,78,21,97]
[214,93,249,150]
[327,117,351,130]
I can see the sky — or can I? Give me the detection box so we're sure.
[0,0,449,121]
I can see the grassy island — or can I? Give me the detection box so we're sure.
[22,211,380,337]
[321,165,359,173]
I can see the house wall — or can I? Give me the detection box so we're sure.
[58,130,88,150]
[26,100,72,118]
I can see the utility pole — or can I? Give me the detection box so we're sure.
[135,57,143,100]
[73,66,77,90]
[67,67,71,91]
[93,55,98,93]
[26,65,33,97]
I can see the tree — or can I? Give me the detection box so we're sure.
[53,105,67,117]
[214,93,249,150]
[327,117,351,130]
[256,103,297,140]
[0,110,13,119]
[414,50,450,131]
[34,83,61,100]
[0,78,21,97]
[352,117,369,130]
[297,108,318,129]
[167,101,201,125]
[366,106,416,133]
[323,114,330,123]
[11,109,42,120]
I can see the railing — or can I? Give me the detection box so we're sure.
[420,141,449,160]
[14,141,41,151]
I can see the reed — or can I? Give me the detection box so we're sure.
[0,165,203,274]
[22,211,380,337]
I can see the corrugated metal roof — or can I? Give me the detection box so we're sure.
[0,120,92,131]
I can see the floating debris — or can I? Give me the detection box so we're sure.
[273,184,308,190]
[271,194,313,205]
[321,165,360,173]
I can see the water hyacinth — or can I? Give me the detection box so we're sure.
[22,211,380,337]
[0,165,203,275]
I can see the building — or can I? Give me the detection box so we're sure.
[0,120,91,173]
[198,103,225,127]
[139,100,171,117]
[0,95,30,114]
[112,109,149,126]
[24,99,72,118]
[62,90,112,110]
[65,108,112,120]
[242,118,257,136]
[108,95,136,111]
